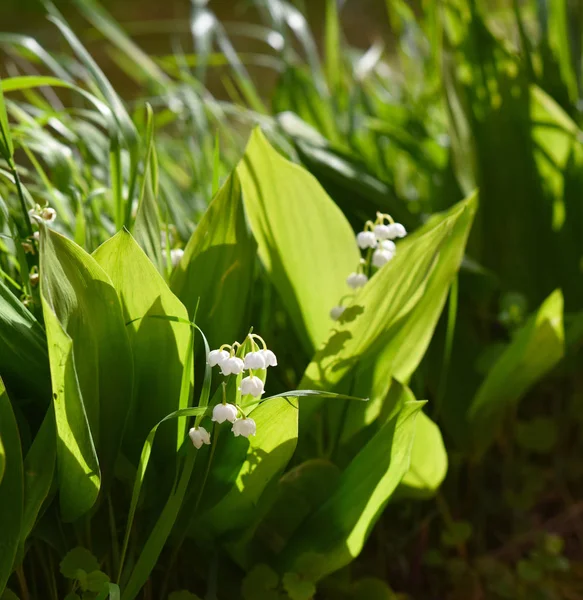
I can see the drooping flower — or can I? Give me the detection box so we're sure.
[189,426,211,449]
[240,375,265,398]
[29,272,39,287]
[346,272,368,289]
[208,349,229,367]
[373,224,392,240]
[372,248,394,268]
[40,207,57,223]
[220,356,245,376]
[212,403,238,424]
[170,248,184,267]
[356,231,377,249]
[232,418,257,438]
[243,351,266,370]
[387,223,407,239]
[260,349,278,367]
[380,240,396,253]
[330,305,345,321]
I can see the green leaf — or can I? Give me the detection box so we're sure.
[84,570,110,593]
[0,278,51,400]
[237,128,359,354]
[199,396,299,536]
[19,406,56,548]
[0,436,4,486]
[515,417,558,454]
[0,589,20,600]
[60,547,100,580]
[398,412,447,498]
[0,78,14,162]
[280,385,423,581]
[40,299,100,521]
[133,105,162,270]
[121,449,197,600]
[282,572,316,600]
[93,229,192,460]
[41,228,133,516]
[441,521,473,548]
[241,564,280,600]
[171,172,256,348]
[0,379,23,596]
[468,289,564,455]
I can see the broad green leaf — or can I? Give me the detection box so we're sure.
[398,412,447,498]
[468,289,564,455]
[94,230,192,459]
[280,385,423,581]
[198,396,299,536]
[237,128,359,354]
[60,547,100,579]
[171,173,256,348]
[0,278,51,400]
[19,406,56,548]
[41,299,100,521]
[0,379,23,595]
[41,227,133,493]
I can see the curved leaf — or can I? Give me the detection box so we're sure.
[237,128,360,354]
[0,379,23,595]
[94,230,192,459]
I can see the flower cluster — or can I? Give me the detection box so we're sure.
[188,333,277,449]
[28,205,57,225]
[331,212,407,320]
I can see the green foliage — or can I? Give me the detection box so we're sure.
[0,1,582,599]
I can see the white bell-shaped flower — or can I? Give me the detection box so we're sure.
[243,351,266,370]
[40,207,57,223]
[372,249,395,268]
[232,417,257,438]
[373,224,391,240]
[380,240,396,253]
[387,223,407,239]
[212,403,238,424]
[220,356,245,376]
[189,426,211,449]
[346,272,368,289]
[260,349,278,367]
[356,231,377,249]
[330,305,345,321]
[208,349,229,367]
[240,375,265,397]
[170,248,184,267]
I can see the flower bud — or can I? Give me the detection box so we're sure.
[208,349,229,367]
[330,306,345,321]
[189,426,211,449]
[232,418,257,438]
[373,224,391,240]
[240,375,265,398]
[387,223,406,239]
[170,248,184,267]
[356,231,377,249]
[220,356,244,376]
[372,249,394,268]
[212,403,238,423]
[243,351,266,370]
[380,240,396,253]
[346,272,368,289]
